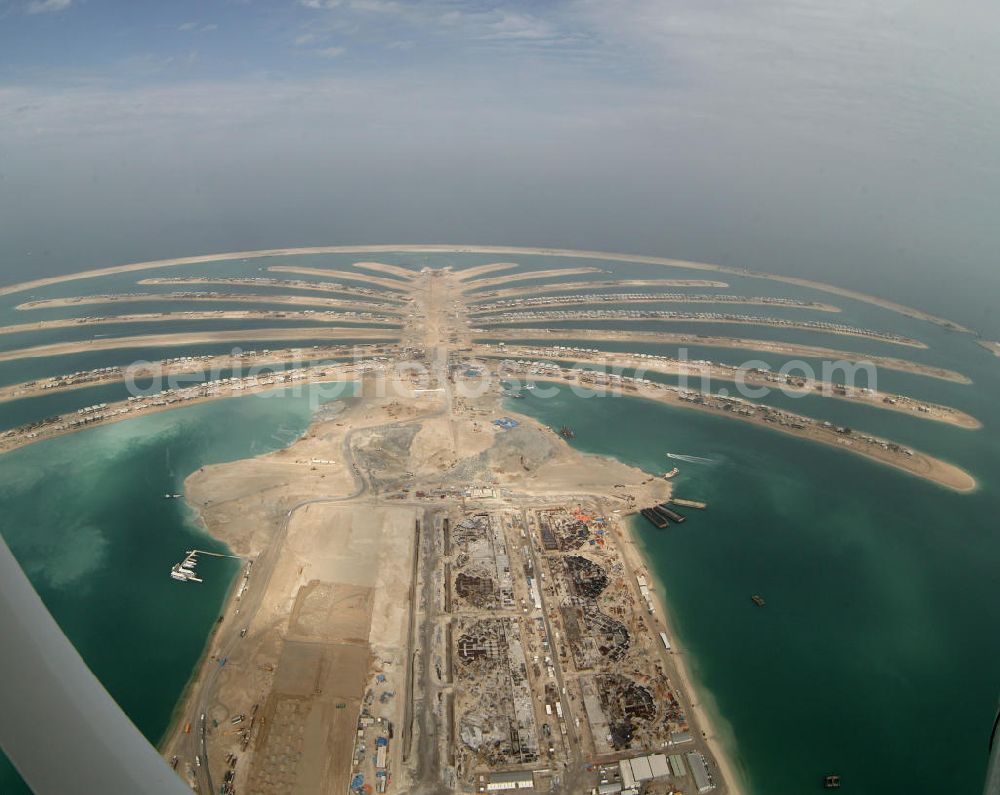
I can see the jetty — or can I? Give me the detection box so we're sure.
[671,498,707,510]
[169,548,243,584]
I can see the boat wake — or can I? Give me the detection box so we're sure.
[666,452,717,465]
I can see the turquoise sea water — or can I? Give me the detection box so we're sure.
[0,386,352,793]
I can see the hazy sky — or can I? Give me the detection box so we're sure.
[1,0,999,331]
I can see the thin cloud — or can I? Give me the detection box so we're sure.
[316,45,346,58]
[25,0,71,14]
[178,21,218,33]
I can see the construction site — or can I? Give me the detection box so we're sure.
[153,263,732,795]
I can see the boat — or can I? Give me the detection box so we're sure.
[558,426,575,439]
[170,563,203,583]
[823,774,841,788]
[664,467,680,479]
[751,594,766,607]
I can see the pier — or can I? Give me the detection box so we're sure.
[169,549,244,584]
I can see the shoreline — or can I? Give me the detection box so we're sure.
[0,244,973,335]
[620,514,751,795]
[156,549,242,750]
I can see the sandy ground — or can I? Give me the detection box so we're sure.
[472,278,731,300]
[269,266,411,292]
[977,340,1000,357]
[161,392,421,794]
[16,293,403,314]
[481,311,924,348]
[451,262,520,280]
[352,261,419,281]
[471,295,842,313]
[459,267,602,290]
[0,327,398,364]
[480,328,972,383]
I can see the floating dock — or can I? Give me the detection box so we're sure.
[656,503,686,524]
[640,508,668,529]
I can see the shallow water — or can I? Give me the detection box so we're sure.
[0,385,354,793]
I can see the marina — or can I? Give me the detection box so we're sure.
[169,549,244,584]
